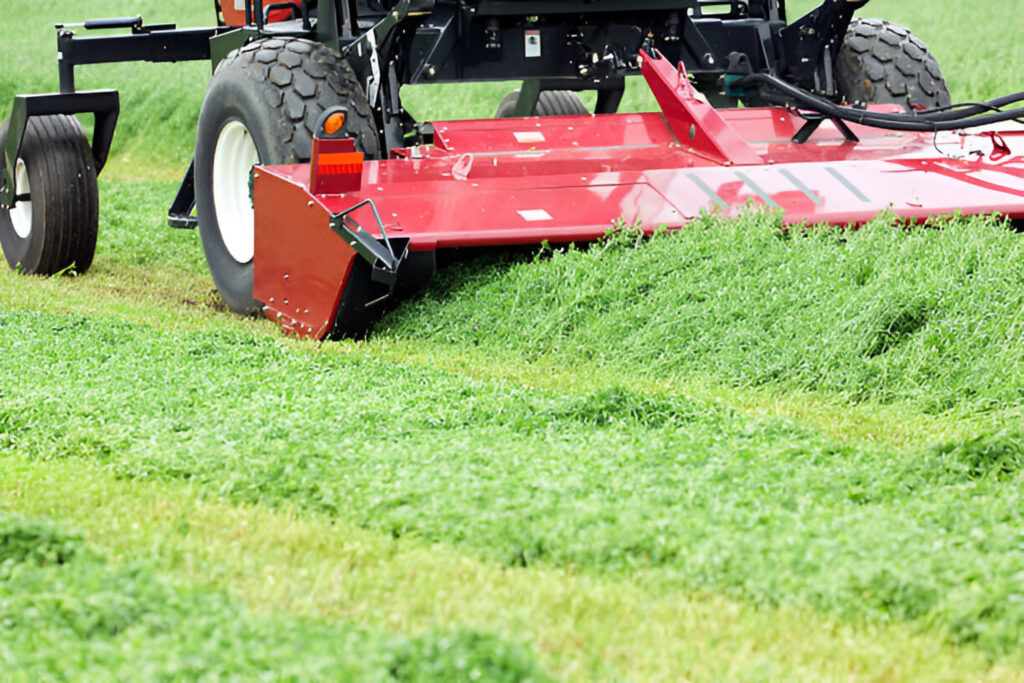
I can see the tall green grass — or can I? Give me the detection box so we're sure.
[380,213,1024,416]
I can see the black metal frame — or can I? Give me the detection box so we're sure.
[1,0,869,219]
[54,17,228,94]
[225,0,867,152]
[1,16,228,214]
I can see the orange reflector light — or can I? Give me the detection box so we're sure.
[323,112,346,136]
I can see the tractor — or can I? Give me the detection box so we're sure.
[2,1,1022,338]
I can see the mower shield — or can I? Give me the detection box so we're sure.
[252,53,1024,339]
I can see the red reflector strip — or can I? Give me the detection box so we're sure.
[317,152,364,176]
[319,163,363,175]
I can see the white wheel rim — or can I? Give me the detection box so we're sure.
[10,158,32,240]
[212,120,260,264]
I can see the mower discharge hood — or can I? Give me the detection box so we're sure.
[252,53,1024,340]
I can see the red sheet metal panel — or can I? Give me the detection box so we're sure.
[253,169,357,338]
[266,121,1024,240]
[253,71,1024,339]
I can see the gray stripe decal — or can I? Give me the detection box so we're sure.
[826,166,871,203]
[735,171,780,209]
[779,168,824,206]
[477,143,664,158]
[687,173,729,210]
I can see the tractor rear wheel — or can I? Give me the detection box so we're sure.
[194,37,378,315]
[0,115,98,275]
[836,18,951,110]
[495,90,590,118]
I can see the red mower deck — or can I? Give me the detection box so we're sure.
[253,54,1024,339]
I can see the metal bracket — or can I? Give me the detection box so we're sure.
[779,0,867,94]
[340,0,412,157]
[641,50,761,166]
[329,198,403,278]
[167,159,197,229]
[342,0,412,58]
[792,113,860,144]
[1,90,120,209]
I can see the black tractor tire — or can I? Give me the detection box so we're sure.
[0,115,98,275]
[194,37,379,315]
[836,18,951,110]
[495,90,591,118]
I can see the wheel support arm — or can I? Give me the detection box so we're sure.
[0,91,120,209]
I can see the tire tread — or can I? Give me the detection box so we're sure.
[195,37,378,315]
[836,18,951,109]
[495,90,590,118]
[0,114,97,275]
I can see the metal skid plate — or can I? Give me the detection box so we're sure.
[253,55,1024,339]
[253,171,359,339]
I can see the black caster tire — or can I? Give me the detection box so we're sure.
[0,115,98,275]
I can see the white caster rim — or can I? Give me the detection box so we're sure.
[10,158,32,240]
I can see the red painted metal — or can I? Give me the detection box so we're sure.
[641,50,762,166]
[221,4,293,26]
[253,169,358,339]
[252,54,1024,339]
[309,137,364,195]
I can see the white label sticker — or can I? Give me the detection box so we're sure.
[514,131,546,144]
[518,209,553,222]
[235,0,245,9]
[525,30,542,58]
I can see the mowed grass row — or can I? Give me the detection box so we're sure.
[0,507,550,681]
[3,455,1014,680]
[5,270,1024,647]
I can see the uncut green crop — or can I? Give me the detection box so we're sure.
[3,0,1024,676]
[382,213,1024,415]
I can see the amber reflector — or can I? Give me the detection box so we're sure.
[323,112,346,136]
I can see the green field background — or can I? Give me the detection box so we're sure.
[2,1,1024,680]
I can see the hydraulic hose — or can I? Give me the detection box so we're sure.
[735,73,1024,131]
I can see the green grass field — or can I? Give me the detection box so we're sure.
[2,0,1024,679]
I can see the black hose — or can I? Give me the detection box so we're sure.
[736,73,1024,131]
[903,92,1024,121]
